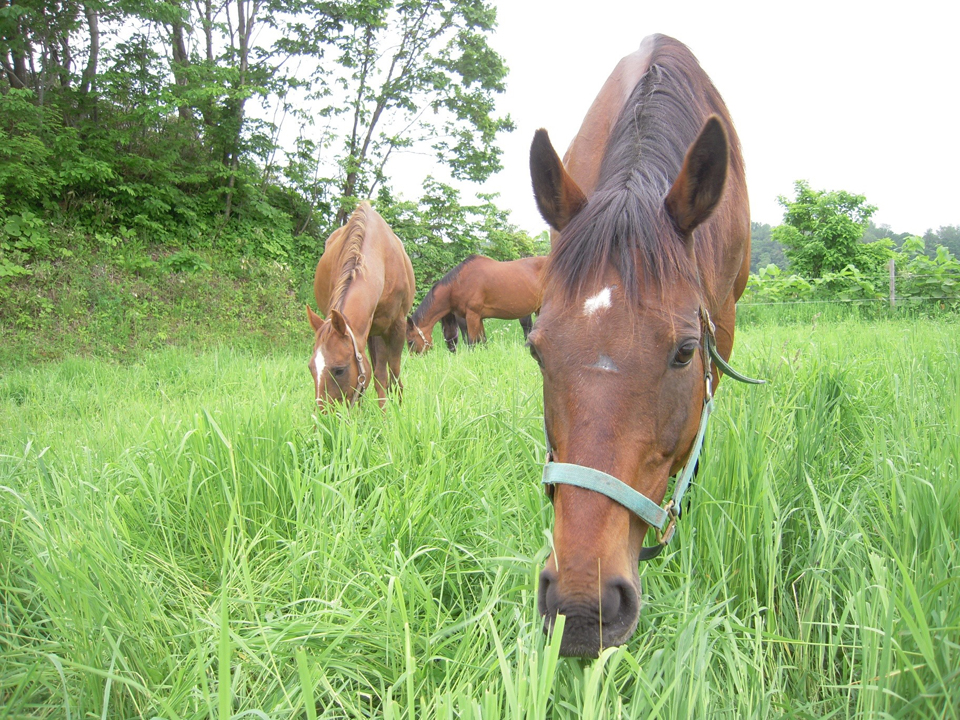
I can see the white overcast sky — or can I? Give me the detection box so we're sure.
[451,0,959,237]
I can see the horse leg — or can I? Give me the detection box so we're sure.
[519,314,533,339]
[367,335,389,408]
[456,314,468,341]
[465,311,486,345]
[441,313,460,353]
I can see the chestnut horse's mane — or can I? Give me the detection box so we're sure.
[330,204,370,311]
[410,254,482,325]
[547,35,744,304]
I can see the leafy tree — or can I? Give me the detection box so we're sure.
[773,180,877,278]
[923,225,960,260]
[749,221,786,272]
[861,220,911,247]
[327,0,513,223]
[0,0,517,284]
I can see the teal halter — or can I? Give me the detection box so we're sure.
[541,307,763,561]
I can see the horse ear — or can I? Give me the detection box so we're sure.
[330,309,347,336]
[307,306,324,332]
[665,115,729,237]
[406,316,414,331]
[530,129,587,232]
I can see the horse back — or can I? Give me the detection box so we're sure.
[313,202,415,323]
[365,205,415,326]
[457,256,545,318]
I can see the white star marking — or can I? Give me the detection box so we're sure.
[583,287,613,316]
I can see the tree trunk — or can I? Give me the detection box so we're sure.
[222,0,255,222]
[80,4,99,96]
[170,5,194,123]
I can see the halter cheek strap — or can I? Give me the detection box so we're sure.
[342,322,368,404]
[541,306,763,561]
[413,322,432,350]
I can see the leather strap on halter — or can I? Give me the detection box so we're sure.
[412,322,432,350]
[342,321,368,404]
[541,305,763,562]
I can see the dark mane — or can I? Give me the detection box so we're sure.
[411,254,482,324]
[331,204,370,310]
[547,35,743,303]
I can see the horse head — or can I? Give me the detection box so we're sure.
[308,306,369,409]
[406,316,433,354]
[527,116,730,656]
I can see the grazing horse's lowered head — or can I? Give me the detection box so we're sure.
[527,35,753,657]
[308,307,369,409]
[406,316,434,353]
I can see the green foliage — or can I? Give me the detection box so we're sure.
[894,237,960,307]
[0,249,305,364]
[744,237,960,311]
[327,0,513,221]
[0,0,515,282]
[0,89,61,211]
[749,221,786,272]
[773,180,877,277]
[0,211,55,277]
[923,224,960,259]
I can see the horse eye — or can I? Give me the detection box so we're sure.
[527,343,544,368]
[673,341,698,367]
[331,366,347,377]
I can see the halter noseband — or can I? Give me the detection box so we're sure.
[412,322,433,350]
[541,306,763,561]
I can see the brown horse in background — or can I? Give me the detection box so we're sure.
[308,202,415,408]
[406,255,546,352]
[527,35,751,656]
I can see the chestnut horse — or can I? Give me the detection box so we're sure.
[528,35,756,656]
[406,255,546,352]
[307,202,415,408]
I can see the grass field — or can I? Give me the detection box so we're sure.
[1,315,958,718]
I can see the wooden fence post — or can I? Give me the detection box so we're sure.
[889,258,896,307]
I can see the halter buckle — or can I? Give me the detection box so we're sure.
[656,500,679,546]
[415,324,432,349]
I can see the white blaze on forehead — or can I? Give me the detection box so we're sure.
[583,286,613,316]
[313,349,325,394]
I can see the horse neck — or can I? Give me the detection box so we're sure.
[563,40,657,199]
[412,285,452,335]
[336,266,384,345]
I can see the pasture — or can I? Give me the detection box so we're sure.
[1,315,958,718]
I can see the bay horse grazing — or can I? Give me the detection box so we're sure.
[406,255,546,352]
[528,35,761,656]
[307,202,415,409]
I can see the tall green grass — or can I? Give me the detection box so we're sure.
[1,316,958,718]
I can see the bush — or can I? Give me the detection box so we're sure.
[743,238,960,311]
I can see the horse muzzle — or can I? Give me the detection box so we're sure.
[537,561,641,657]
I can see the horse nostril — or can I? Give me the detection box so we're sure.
[538,566,557,618]
[602,577,639,629]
